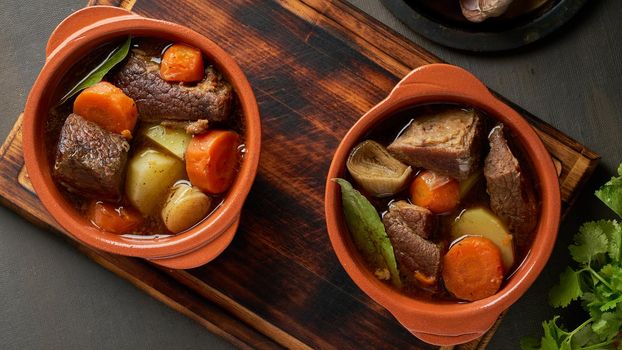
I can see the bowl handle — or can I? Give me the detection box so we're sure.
[411,330,490,347]
[387,63,492,103]
[148,215,240,270]
[46,6,136,60]
[392,308,501,346]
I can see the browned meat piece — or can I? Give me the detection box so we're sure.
[112,51,233,122]
[383,201,436,239]
[387,108,483,180]
[160,119,210,135]
[383,201,441,287]
[53,113,129,201]
[484,125,537,250]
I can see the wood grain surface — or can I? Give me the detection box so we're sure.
[0,0,599,349]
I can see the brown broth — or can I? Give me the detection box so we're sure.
[47,37,244,237]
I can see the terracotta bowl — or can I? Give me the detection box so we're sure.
[325,64,560,346]
[22,6,261,269]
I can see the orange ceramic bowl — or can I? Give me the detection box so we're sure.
[325,64,560,346]
[23,6,261,269]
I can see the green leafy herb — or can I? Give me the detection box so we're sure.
[58,36,131,105]
[522,164,622,350]
[568,222,609,265]
[334,178,401,287]
[596,164,622,218]
[549,267,581,308]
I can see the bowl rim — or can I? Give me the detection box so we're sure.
[23,13,261,258]
[324,64,560,339]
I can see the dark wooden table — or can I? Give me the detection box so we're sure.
[0,0,620,349]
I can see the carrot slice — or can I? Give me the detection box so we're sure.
[88,201,143,234]
[185,130,240,194]
[160,43,204,83]
[442,236,504,301]
[410,170,460,213]
[414,271,437,287]
[73,81,138,136]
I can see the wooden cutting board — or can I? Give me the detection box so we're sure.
[0,0,599,349]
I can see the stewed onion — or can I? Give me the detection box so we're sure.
[346,140,412,197]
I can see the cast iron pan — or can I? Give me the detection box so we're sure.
[381,0,588,52]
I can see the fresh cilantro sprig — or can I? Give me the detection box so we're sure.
[522,164,622,350]
[596,164,622,218]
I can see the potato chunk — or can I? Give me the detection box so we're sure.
[125,149,185,215]
[141,124,191,160]
[451,207,515,271]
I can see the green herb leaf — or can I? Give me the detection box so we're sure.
[520,336,542,350]
[572,324,600,348]
[569,223,609,264]
[550,267,582,308]
[595,164,622,219]
[334,178,401,287]
[600,264,622,293]
[586,284,614,317]
[542,317,565,350]
[599,296,622,312]
[58,36,131,105]
[602,220,622,263]
[591,312,622,340]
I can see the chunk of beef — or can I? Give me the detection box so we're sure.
[53,114,129,201]
[383,201,441,287]
[112,50,233,122]
[383,201,436,239]
[387,108,483,180]
[484,125,537,250]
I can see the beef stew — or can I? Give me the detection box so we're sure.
[337,104,539,302]
[48,37,244,236]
